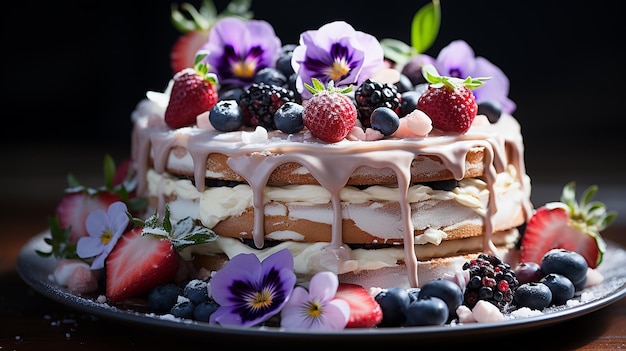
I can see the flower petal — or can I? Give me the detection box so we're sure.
[210,253,263,307]
[435,40,477,78]
[308,271,339,302]
[319,299,350,330]
[85,209,108,238]
[76,237,104,259]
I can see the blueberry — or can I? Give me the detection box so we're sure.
[275,45,297,77]
[398,91,421,117]
[209,99,244,132]
[404,296,448,326]
[370,107,399,136]
[541,249,588,291]
[194,300,220,322]
[514,261,545,284]
[477,99,502,123]
[540,273,575,306]
[254,67,287,87]
[394,73,414,93]
[183,279,209,305]
[374,287,411,327]
[514,282,552,310]
[219,87,244,102]
[147,284,182,313]
[418,279,463,321]
[406,287,421,303]
[273,101,304,134]
[170,300,195,319]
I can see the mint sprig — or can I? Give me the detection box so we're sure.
[128,205,218,251]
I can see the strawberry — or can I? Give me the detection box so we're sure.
[334,283,383,328]
[164,59,219,129]
[105,227,180,302]
[520,182,616,268]
[302,78,357,143]
[170,30,209,74]
[56,192,122,244]
[417,64,487,134]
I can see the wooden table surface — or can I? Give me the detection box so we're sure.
[1,168,625,350]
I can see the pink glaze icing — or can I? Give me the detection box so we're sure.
[131,99,532,288]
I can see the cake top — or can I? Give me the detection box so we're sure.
[159,0,516,141]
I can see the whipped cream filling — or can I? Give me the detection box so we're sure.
[180,229,519,278]
[148,165,529,241]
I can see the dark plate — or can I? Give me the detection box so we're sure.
[16,231,626,342]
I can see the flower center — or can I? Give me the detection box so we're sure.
[231,58,257,79]
[306,301,322,318]
[324,58,350,81]
[100,229,113,244]
[247,288,273,310]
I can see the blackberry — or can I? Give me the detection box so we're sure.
[462,253,519,312]
[354,79,401,128]
[239,83,296,129]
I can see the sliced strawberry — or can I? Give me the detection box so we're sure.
[105,227,179,302]
[56,192,122,244]
[334,283,383,328]
[520,182,616,269]
[520,207,600,267]
[170,30,209,75]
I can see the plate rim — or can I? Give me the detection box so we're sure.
[16,230,626,341]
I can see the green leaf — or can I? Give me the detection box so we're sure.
[380,38,417,67]
[103,154,115,190]
[411,0,441,54]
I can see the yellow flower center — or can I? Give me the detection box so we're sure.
[100,229,113,244]
[306,301,322,318]
[246,288,273,310]
[232,58,257,78]
[324,58,350,81]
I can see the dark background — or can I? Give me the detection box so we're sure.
[3,0,625,214]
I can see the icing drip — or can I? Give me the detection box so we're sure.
[131,103,532,288]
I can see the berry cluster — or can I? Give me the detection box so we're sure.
[147,278,219,322]
[462,253,519,312]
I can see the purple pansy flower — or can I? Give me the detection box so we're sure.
[76,201,129,270]
[280,271,350,330]
[433,40,516,114]
[291,21,385,99]
[199,17,282,88]
[209,248,297,327]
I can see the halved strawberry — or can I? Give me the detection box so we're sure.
[56,192,122,244]
[520,182,616,268]
[334,283,383,328]
[105,227,179,302]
